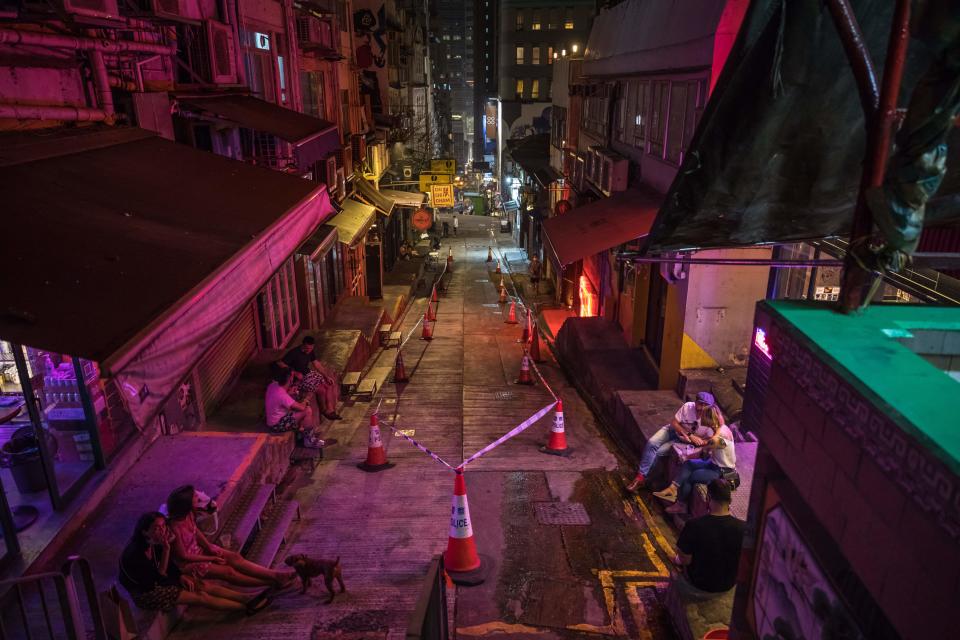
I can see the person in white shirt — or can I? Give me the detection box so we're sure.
[265,368,323,447]
[626,392,719,491]
[653,406,737,513]
[452,215,459,236]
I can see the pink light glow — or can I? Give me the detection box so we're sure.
[578,276,597,317]
[754,327,772,359]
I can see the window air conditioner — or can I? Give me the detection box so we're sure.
[296,15,332,48]
[599,154,628,195]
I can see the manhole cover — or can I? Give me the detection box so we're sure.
[535,502,591,526]
[494,391,515,400]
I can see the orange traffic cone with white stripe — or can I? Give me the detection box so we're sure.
[505,301,518,324]
[530,319,545,363]
[421,314,433,340]
[426,300,436,321]
[495,260,501,274]
[499,276,505,290]
[540,400,571,456]
[516,349,534,385]
[486,246,493,262]
[358,414,395,471]
[445,470,485,584]
[394,350,409,383]
[498,285,508,304]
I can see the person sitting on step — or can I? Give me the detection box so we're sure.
[653,406,736,514]
[626,392,720,492]
[265,367,328,448]
[119,512,273,615]
[278,336,342,421]
[671,480,745,597]
[166,486,297,591]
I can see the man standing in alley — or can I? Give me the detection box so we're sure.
[528,255,542,294]
[453,214,459,236]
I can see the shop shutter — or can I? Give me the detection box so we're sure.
[197,304,257,418]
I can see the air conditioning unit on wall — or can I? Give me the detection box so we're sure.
[205,20,237,84]
[598,151,628,196]
[296,15,332,48]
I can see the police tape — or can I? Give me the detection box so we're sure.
[458,400,558,469]
[381,421,456,470]
[399,259,449,350]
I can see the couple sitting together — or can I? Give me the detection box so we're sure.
[119,486,296,616]
[627,391,737,515]
[264,336,341,449]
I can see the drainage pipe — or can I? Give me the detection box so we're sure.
[87,49,115,119]
[0,103,110,121]
[0,27,176,56]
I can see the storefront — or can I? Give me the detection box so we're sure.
[296,225,346,332]
[326,198,378,298]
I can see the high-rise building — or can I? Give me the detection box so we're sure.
[434,0,474,167]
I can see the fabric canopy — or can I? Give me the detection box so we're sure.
[354,174,396,216]
[328,198,377,245]
[506,134,551,178]
[379,188,426,208]
[176,94,339,169]
[0,126,335,428]
[542,189,660,272]
[645,0,959,254]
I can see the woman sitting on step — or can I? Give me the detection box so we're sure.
[119,512,272,615]
[167,485,296,590]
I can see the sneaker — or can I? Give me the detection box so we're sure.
[625,473,645,492]
[303,435,326,449]
[653,486,678,503]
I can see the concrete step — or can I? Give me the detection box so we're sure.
[216,483,276,552]
[246,499,300,567]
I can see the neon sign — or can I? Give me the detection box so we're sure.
[754,327,772,359]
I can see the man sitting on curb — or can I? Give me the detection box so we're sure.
[278,336,342,421]
[265,368,325,448]
[626,391,718,491]
[671,479,745,598]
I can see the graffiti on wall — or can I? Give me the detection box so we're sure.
[354,4,387,114]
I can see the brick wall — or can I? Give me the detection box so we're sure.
[736,304,960,640]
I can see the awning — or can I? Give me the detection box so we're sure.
[176,94,340,169]
[354,174,396,216]
[0,126,335,428]
[542,189,661,272]
[328,198,377,245]
[506,133,550,178]
[297,224,339,260]
[533,166,563,189]
[379,188,426,208]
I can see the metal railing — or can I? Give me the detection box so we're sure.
[406,555,449,640]
[0,556,106,640]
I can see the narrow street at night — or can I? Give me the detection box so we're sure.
[166,216,680,639]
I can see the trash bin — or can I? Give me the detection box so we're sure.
[1,426,55,494]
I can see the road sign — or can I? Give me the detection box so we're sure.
[431,184,455,207]
[411,207,433,231]
[419,173,452,192]
[430,158,456,174]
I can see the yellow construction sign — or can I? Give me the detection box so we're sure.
[419,173,452,192]
[430,158,456,174]
[431,183,455,207]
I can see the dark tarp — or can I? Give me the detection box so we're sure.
[506,133,551,178]
[645,0,960,254]
[176,94,340,169]
[0,126,328,364]
[543,189,660,273]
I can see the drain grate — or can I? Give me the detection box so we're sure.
[494,391,515,401]
[535,502,591,526]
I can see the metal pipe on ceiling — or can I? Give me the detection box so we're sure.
[0,27,176,56]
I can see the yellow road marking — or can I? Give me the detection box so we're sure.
[624,581,664,640]
[456,621,549,636]
[632,494,677,558]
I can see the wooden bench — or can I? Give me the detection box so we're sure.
[341,371,361,395]
[379,323,393,344]
[355,377,378,400]
[388,331,403,347]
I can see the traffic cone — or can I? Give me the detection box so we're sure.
[486,246,493,262]
[540,400,571,456]
[505,301,518,324]
[516,350,534,385]
[495,260,501,274]
[431,286,438,304]
[448,247,454,262]
[519,308,530,343]
[421,314,434,340]
[499,276,505,290]
[426,300,436,321]
[445,470,481,573]
[393,350,409,383]
[498,285,508,304]
[530,320,544,363]
[358,414,394,471]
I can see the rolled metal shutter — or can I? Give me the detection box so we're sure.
[197,304,257,418]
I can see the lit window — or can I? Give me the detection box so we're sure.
[531,11,541,30]
[532,47,540,65]
[564,19,574,29]
[531,79,540,99]
[516,79,524,98]
[548,46,554,64]
[564,9,574,29]
[516,45,524,65]
[516,11,523,30]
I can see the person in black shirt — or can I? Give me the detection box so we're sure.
[674,479,745,595]
[278,336,342,420]
[118,512,270,614]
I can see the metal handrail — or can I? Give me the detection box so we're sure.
[0,556,106,640]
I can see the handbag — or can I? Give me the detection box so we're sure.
[722,468,741,491]
[99,584,138,640]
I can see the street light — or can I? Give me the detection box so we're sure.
[571,44,578,53]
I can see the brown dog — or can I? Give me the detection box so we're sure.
[284,554,346,603]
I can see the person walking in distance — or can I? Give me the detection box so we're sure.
[528,255,542,293]
[453,214,459,236]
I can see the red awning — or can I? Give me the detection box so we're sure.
[542,189,661,272]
